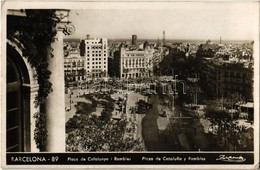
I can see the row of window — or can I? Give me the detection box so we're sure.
[87,46,102,50]
[65,69,84,72]
[86,45,107,50]
[123,61,145,65]
[64,60,84,62]
[86,50,106,53]
[89,73,105,78]
[122,68,146,72]
[64,64,84,67]
[124,64,145,68]
[124,60,146,63]
[87,54,107,57]
[204,67,251,77]
[64,62,84,65]
[124,54,145,57]
[121,72,147,78]
[87,62,106,65]
[87,66,107,69]
[66,76,86,81]
[86,41,101,45]
[64,67,84,69]
[204,71,251,79]
[87,58,106,61]
[123,58,145,61]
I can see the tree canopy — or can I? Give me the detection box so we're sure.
[66,114,144,152]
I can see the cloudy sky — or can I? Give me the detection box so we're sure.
[67,2,258,40]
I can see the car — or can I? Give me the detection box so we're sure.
[65,106,71,111]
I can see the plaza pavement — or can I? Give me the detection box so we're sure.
[65,88,100,122]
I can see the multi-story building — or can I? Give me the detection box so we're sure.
[152,46,165,68]
[199,58,253,100]
[120,46,154,79]
[64,51,85,83]
[83,37,108,79]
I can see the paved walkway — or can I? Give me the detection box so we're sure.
[65,89,92,122]
[126,92,147,140]
[65,88,102,122]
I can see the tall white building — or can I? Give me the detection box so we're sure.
[120,47,154,79]
[84,37,108,79]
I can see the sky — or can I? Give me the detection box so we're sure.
[66,2,259,40]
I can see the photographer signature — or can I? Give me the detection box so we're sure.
[216,155,246,163]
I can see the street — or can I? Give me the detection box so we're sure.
[141,94,209,151]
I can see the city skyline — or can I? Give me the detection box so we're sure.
[67,2,258,40]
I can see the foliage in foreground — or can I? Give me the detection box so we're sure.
[66,114,145,152]
[205,99,253,151]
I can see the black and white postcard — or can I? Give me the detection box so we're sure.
[1,1,259,169]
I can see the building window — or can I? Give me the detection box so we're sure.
[7,42,35,152]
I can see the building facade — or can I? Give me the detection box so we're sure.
[84,37,108,79]
[64,51,85,84]
[199,59,253,100]
[120,47,154,79]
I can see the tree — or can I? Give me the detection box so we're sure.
[100,109,111,122]
[66,115,145,152]
[205,99,231,133]
[204,99,253,151]
[225,93,244,110]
